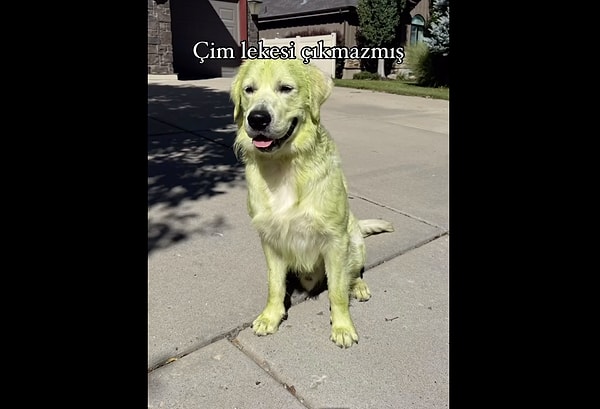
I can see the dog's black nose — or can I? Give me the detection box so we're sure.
[247,110,271,131]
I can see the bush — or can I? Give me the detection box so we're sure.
[404,42,448,87]
[353,71,381,80]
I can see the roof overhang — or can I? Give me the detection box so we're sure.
[258,6,356,23]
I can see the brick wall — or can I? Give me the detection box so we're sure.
[148,0,174,74]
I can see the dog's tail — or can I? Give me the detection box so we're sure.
[359,219,394,238]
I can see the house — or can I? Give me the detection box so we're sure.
[255,0,430,78]
[148,0,254,79]
[256,0,359,47]
[147,0,431,79]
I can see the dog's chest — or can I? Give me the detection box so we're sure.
[251,165,325,255]
[257,162,298,214]
[268,175,296,214]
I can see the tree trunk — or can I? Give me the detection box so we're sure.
[377,58,385,78]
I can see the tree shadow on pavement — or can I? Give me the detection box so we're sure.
[148,83,245,254]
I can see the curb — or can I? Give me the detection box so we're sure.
[148,74,178,81]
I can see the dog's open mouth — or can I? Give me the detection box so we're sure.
[252,118,298,152]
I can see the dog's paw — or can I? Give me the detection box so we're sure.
[330,324,359,348]
[252,311,284,336]
[351,279,371,302]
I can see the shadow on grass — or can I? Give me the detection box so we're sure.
[148,83,245,254]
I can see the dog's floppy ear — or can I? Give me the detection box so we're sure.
[307,64,334,123]
[230,63,246,126]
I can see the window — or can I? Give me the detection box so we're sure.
[410,14,425,45]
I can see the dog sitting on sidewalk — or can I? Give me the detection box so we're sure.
[230,59,393,348]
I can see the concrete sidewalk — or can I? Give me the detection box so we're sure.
[148,74,449,408]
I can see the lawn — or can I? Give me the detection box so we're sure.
[333,79,449,101]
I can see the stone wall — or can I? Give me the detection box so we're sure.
[248,9,259,48]
[148,0,174,74]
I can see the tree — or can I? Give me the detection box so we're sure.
[424,0,449,56]
[416,0,449,86]
[357,0,400,78]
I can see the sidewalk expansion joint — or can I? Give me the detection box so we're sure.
[148,116,234,150]
[228,337,312,409]
[220,232,449,409]
[367,230,448,271]
[148,230,448,375]
[349,193,446,230]
[147,322,254,374]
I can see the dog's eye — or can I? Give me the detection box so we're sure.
[279,85,294,93]
[244,86,254,94]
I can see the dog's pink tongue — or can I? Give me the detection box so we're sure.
[253,138,273,148]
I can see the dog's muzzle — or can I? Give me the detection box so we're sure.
[247,110,298,152]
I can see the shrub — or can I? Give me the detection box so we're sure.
[404,42,448,87]
[353,71,381,80]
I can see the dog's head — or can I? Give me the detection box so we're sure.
[230,59,333,159]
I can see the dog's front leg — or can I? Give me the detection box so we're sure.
[253,243,287,336]
[325,246,359,348]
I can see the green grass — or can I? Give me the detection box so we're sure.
[333,78,449,100]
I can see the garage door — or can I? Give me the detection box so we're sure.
[209,1,239,43]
